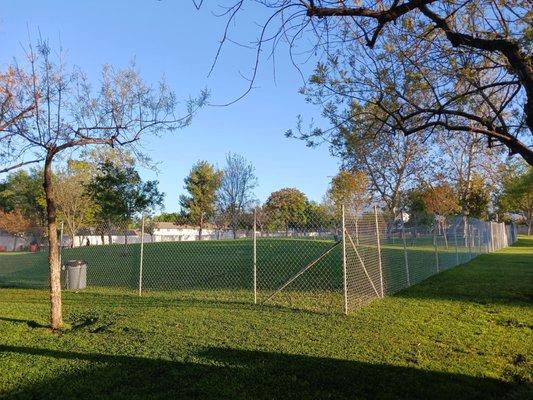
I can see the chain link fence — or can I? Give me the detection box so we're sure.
[342,208,518,312]
[0,206,518,313]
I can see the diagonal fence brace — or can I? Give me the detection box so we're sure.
[262,240,341,304]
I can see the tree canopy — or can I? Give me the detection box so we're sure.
[179,161,223,238]
[264,188,308,233]
[497,161,533,233]
[86,161,164,226]
[200,1,533,163]
[0,169,46,224]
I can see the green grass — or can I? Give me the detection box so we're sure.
[0,237,531,399]
[0,235,486,313]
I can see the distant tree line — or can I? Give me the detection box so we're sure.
[2,153,531,246]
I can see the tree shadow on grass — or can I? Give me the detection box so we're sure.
[0,345,529,400]
[0,317,48,329]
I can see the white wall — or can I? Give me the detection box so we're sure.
[0,234,30,251]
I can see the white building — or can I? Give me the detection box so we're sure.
[150,222,247,242]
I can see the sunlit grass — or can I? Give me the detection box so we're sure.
[0,237,531,399]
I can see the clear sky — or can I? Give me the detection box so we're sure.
[0,0,340,212]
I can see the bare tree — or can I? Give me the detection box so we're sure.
[0,40,206,329]
[0,67,35,139]
[217,152,258,238]
[434,132,503,216]
[198,1,533,164]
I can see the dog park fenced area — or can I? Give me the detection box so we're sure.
[0,207,518,314]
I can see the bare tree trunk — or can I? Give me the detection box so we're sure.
[355,218,359,245]
[12,236,18,252]
[442,220,449,249]
[43,154,63,330]
[69,225,75,248]
[199,214,203,240]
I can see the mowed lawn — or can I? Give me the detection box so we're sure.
[0,235,480,313]
[0,238,531,399]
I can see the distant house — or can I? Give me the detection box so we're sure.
[0,227,45,252]
[68,228,140,247]
[150,222,251,242]
[150,222,217,242]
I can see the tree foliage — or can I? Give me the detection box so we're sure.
[264,188,308,233]
[326,170,369,216]
[179,161,223,239]
[304,201,332,230]
[497,161,533,233]
[54,160,99,246]
[86,161,164,225]
[201,1,533,163]
[0,39,203,329]
[289,99,427,222]
[421,183,460,217]
[0,169,46,224]
[0,209,32,251]
[0,208,31,235]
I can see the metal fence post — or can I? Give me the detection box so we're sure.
[59,221,64,269]
[468,224,473,259]
[138,215,145,296]
[433,219,439,273]
[342,205,348,314]
[401,218,410,287]
[489,222,494,252]
[374,205,385,298]
[454,225,459,265]
[253,208,257,305]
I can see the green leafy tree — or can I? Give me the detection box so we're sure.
[421,183,460,247]
[403,188,432,227]
[305,201,332,232]
[179,161,222,239]
[326,170,369,216]
[87,161,164,244]
[324,170,370,241]
[0,169,46,225]
[264,188,308,235]
[498,163,533,234]
[153,212,182,223]
[462,175,490,220]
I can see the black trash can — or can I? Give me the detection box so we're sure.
[64,260,87,290]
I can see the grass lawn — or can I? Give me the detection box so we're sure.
[0,235,484,313]
[0,237,531,399]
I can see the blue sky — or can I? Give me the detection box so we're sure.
[0,0,339,212]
